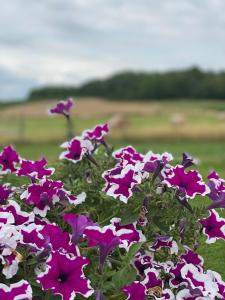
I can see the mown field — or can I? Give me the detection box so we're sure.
[0,98,225,277]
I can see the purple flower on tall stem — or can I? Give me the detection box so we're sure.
[64,214,96,244]
[199,210,225,243]
[49,98,74,138]
[49,98,74,116]
[0,184,13,205]
[162,165,209,199]
[60,137,94,164]
[37,251,93,300]
[0,145,20,173]
[17,158,54,181]
[0,280,32,300]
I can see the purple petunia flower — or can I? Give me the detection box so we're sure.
[21,179,63,217]
[60,137,94,163]
[122,281,146,300]
[64,214,96,244]
[207,172,225,210]
[37,251,93,300]
[149,235,178,255]
[110,217,146,251]
[199,210,225,243]
[21,179,84,217]
[0,280,32,300]
[162,165,209,199]
[123,268,174,300]
[132,250,154,277]
[17,158,54,181]
[143,151,173,174]
[0,200,34,228]
[102,164,142,203]
[181,264,218,299]
[0,184,13,205]
[84,225,121,271]
[0,145,20,174]
[83,123,109,143]
[113,146,144,167]
[49,98,74,116]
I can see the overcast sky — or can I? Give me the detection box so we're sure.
[0,0,225,100]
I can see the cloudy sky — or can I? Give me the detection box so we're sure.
[0,0,225,100]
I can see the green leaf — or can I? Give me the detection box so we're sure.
[125,242,144,261]
[112,266,137,288]
[120,210,140,225]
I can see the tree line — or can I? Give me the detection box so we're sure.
[28,67,225,101]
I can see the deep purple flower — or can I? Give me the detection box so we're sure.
[49,98,74,116]
[37,251,93,300]
[0,145,20,173]
[0,184,13,205]
[110,217,146,251]
[83,123,109,143]
[64,214,96,244]
[17,158,54,180]
[60,137,94,163]
[84,224,128,271]
[102,165,142,203]
[162,165,209,199]
[207,173,225,210]
[21,179,63,217]
[0,280,32,300]
[199,210,225,243]
[143,151,173,173]
[181,152,196,169]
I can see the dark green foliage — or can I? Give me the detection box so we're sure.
[28,67,225,101]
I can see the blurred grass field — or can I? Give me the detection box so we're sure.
[0,97,225,277]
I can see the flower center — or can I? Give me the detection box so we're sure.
[58,273,68,283]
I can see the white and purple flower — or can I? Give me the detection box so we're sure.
[37,251,93,300]
[17,158,54,181]
[102,164,142,203]
[162,165,209,199]
[0,280,32,300]
[60,137,94,163]
[82,123,109,143]
[199,209,225,243]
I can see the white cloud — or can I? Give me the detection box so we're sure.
[0,0,225,100]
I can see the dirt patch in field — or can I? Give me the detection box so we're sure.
[0,97,161,118]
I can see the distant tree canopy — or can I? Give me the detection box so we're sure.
[28,67,225,101]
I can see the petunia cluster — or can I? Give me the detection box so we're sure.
[0,99,224,300]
